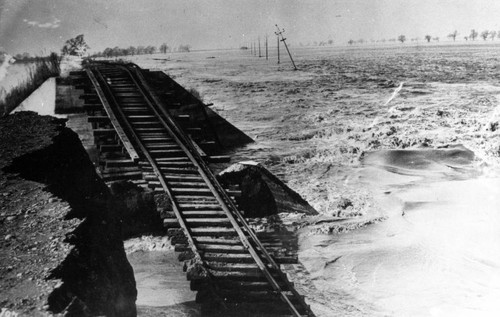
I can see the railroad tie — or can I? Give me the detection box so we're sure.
[76,62,314,316]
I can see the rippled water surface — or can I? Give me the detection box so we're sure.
[129,46,500,316]
[300,148,500,316]
[8,45,500,316]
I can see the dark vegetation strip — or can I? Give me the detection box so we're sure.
[0,53,61,117]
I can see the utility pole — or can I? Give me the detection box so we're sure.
[276,34,280,64]
[265,35,268,60]
[275,24,297,70]
[258,37,262,57]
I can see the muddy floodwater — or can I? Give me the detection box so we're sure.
[122,44,500,316]
[4,44,497,316]
[301,147,500,316]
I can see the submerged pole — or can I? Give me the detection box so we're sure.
[281,37,297,70]
[266,35,268,60]
[275,24,297,70]
[258,37,262,57]
[277,35,280,64]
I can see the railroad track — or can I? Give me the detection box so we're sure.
[72,62,314,316]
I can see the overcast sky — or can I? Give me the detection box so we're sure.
[1,0,500,55]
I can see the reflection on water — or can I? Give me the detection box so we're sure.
[127,250,200,317]
[10,77,65,118]
[300,146,500,316]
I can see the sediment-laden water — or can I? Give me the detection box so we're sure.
[127,45,500,316]
[9,45,500,316]
[300,146,500,316]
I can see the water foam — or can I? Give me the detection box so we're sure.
[370,82,404,127]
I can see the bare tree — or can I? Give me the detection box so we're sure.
[425,35,432,43]
[398,35,406,43]
[144,45,156,54]
[102,47,112,57]
[126,46,136,55]
[136,46,146,55]
[489,31,497,40]
[447,30,458,41]
[159,43,169,53]
[111,46,122,57]
[61,34,89,56]
[470,29,478,41]
[14,52,32,60]
[481,30,489,41]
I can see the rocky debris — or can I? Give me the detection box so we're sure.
[184,259,210,288]
[109,181,162,238]
[305,216,387,235]
[336,197,353,210]
[123,235,172,253]
[0,112,136,316]
[246,212,309,233]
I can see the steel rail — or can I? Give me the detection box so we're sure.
[89,66,202,261]
[123,63,314,316]
[87,65,224,306]
[84,69,140,162]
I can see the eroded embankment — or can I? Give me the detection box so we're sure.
[0,112,136,316]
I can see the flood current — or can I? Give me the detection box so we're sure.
[300,145,500,316]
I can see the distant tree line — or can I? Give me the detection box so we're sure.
[0,51,59,63]
[91,43,192,58]
[298,40,334,47]
[13,52,33,60]
[346,29,500,45]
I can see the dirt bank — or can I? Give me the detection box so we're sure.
[0,112,136,316]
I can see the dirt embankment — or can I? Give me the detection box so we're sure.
[0,112,136,316]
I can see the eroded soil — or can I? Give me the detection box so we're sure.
[0,112,77,315]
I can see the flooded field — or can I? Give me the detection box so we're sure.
[125,44,500,316]
[6,44,500,315]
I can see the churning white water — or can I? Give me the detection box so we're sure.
[300,146,500,316]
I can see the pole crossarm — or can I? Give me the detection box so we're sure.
[275,24,297,70]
